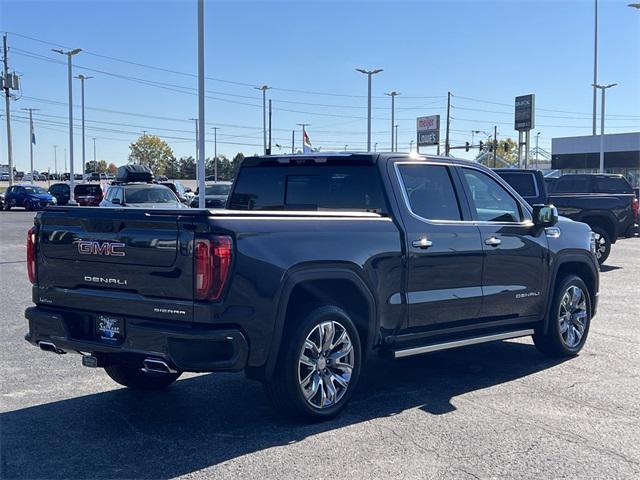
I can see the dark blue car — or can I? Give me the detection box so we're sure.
[3,184,57,211]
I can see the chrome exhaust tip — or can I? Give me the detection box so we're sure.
[38,341,65,354]
[141,358,177,374]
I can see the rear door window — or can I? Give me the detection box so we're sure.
[593,176,633,194]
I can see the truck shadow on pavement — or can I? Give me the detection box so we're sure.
[1,340,568,479]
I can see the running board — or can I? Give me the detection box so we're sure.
[392,329,535,359]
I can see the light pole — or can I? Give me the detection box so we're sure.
[211,127,220,181]
[75,74,92,176]
[394,124,398,152]
[196,0,206,208]
[344,144,348,152]
[593,83,617,173]
[356,68,383,151]
[374,142,378,152]
[385,91,400,151]
[53,145,57,177]
[592,0,598,135]
[409,140,414,152]
[255,85,270,155]
[52,47,81,204]
[535,132,541,169]
[93,137,96,172]
[22,108,39,183]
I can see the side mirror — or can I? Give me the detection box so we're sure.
[184,187,192,193]
[532,204,558,228]
[111,198,121,205]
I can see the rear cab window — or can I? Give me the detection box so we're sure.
[229,158,387,213]
[593,176,633,194]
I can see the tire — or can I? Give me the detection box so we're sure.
[24,200,32,211]
[533,275,592,357]
[3,202,10,211]
[591,226,611,265]
[265,305,362,421]
[104,365,181,391]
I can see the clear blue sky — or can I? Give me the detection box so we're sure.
[1,0,639,173]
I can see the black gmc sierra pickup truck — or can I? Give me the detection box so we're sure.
[25,153,599,420]
[495,170,638,264]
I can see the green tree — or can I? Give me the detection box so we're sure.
[164,156,180,179]
[128,134,174,175]
[474,138,518,166]
[178,156,196,179]
[231,152,245,179]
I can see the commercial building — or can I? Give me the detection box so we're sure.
[552,132,640,187]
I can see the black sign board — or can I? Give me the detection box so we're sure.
[515,94,535,131]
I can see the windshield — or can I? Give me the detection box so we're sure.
[125,186,178,204]
[23,186,48,194]
[75,185,102,195]
[205,184,231,196]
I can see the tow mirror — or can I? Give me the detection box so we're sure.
[533,204,558,228]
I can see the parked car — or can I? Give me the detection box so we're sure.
[190,181,232,208]
[0,172,10,181]
[74,184,104,206]
[3,184,57,210]
[24,153,599,421]
[158,181,189,204]
[86,172,101,182]
[497,171,638,264]
[101,183,186,208]
[48,183,71,206]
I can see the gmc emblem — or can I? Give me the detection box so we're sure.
[74,240,126,257]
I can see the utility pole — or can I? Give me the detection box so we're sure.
[75,74,92,176]
[291,130,295,153]
[211,127,220,181]
[535,132,540,170]
[64,147,67,173]
[53,145,57,177]
[52,47,81,204]
[268,99,272,155]
[22,108,39,183]
[93,137,96,172]
[3,34,16,185]
[374,142,378,152]
[356,68,383,151]
[297,123,310,152]
[445,91,452,156]
[593,83,617,173]
[255,85,271,155]
[593,0,599,135]
[385,91,400,151]
[197,0,206,208]
[409,140,414,152]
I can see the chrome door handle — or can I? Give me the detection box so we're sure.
[412,237,433,249]
[485,236,502,246]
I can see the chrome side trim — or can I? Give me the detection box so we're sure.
[392,329,535,359]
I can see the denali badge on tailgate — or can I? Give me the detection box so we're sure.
[74,239,126,257]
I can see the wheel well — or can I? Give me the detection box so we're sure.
[582,216,615,239]
[284,279,372,353]
[555,262,596,303]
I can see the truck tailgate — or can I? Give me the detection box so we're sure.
[34,208,198,321]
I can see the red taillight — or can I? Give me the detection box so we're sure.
[27,227,36,284]
[194,235,232,301]
[632,197,639,223]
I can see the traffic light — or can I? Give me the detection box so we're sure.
[479,141,484,151]
[465,142,470,152]
[503,143,510,153]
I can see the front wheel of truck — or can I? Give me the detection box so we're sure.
[265,305,362,422]
[104,365,182,390]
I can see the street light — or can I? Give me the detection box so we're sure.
[593,83,617,173]
[385,91,400,151]
[628,3,640,8]
[52,47,81,204]
[356,68,383,151]
[592,0,599,135]
[75,74,92,175]
[211,127,220,182]
[255,85,271,155]
[374,142,378,152]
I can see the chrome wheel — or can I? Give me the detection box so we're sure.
[559,286,588,349]
[594,233,607,260]
[297,320,354,409]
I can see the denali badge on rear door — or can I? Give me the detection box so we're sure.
[84,276,128,286]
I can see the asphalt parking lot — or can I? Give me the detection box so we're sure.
[1,210,639,479]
